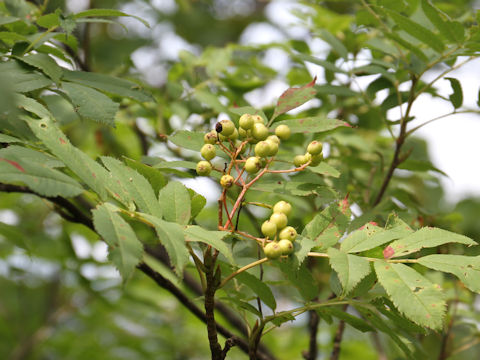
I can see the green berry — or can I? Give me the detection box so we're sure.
[196,160,212,176]
[220,174,234,188]
[228,128,239,140]
[307,141,323,155]
[310,153,323,166]
[279,226,297,242]
[239,114,254,130]
[204,131,217,144]
[244,156,261,174]
[253,115,264,124]
[264,241,282,259]
[275,124,291,140]
[277,239,294,255]
[238,127,248,139]
[216,119,235,136]
[201,144,216,160]
[261,220,277,238]
[265,139,279,156]
[252,123,269,141]
[293,154,307,167]
[267,135,280,144]
[273,201,292,216]
[270,212,288,230]
[304,152,312,163]
[255,141,271,158]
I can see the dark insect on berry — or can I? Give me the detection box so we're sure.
[215,122,223,133]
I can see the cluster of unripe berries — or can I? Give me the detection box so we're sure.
[261,201,298,259]
[196,114,324,182]
[195,114,293,179]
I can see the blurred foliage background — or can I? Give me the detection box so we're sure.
[1,0,480,359]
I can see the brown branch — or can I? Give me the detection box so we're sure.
[373,75,417,206]
[204,249,223,360]
[302,310,320,360]
[329,304,348,360]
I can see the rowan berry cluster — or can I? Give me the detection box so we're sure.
[194,113,323,261]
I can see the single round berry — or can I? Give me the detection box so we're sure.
[267,135,280,144]
[244,156,261,174]
[261,220,277,238]
[307,141,323,155]
[310,153,323,166]
[228,128,239,140]
[239,114,254,130]
[270,212,288,230]
[278,239,294,255]
[279,226,297,242]
[293,154,308,167]
[196,160,212,176]
[264,241,282,259]
[220,174,234,188]
[273,200,292,216]
[275,124,291,140]
[238,127,249,139]
[255,141,271,158]
[252,123,269,141]
[204,131,217,144]
[252,115,264,124]
[265,139,279,156]
[201,144,216,161]
[304,152,312,163]
[216,119,235,136]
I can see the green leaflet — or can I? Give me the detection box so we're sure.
[307,162,340,178]
[273,117,349,134]
[28,117,110,200]
[341,223,413,253]
[158,181,191,225]
[101,157,163,218]
[385,8,445,52]
[0,134,22,143]
[445,77,463,109]
[234,271,276,311]
[139,213,189,277]
[386,227,476,258]
[327,247,371,295]
[73,8,150,28]
[0,60,52,93]
[168,130,205,152]
[123,157,167,195]
[62,82,119,126]
[62,70,153,102]
[92,203,144,281]
[317,306,373,332]
[303,201,350,249]
[0,148,83,197]
[270,78,317,123]
[14,93,52,119]
[15,53,62,83]
[0,145,63,168]
[353,303,416,358]
[421,0,465,43]
[374,260,446,330]
[183,225,233,264]
[418,254,480,293]
[188,189,206,220]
